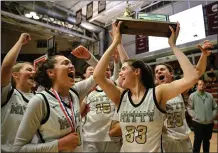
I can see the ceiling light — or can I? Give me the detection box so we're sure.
[30,11,37,17]
[25,13,32,18]
[33,15,40,20]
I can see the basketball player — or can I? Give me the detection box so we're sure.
[12,54,97,152]
[93,21,201,152]
[155,40,213,152]
[1,33,37,152]
[82,65,121,152]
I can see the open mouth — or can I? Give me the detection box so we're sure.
[29,76,34,80]
[68,72,74,79]
[159,75,165,81]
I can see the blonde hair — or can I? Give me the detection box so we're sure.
[11,62,32,87]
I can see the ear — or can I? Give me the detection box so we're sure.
[134,68,141,76]
[12,72,20,79]
[47,69,55,79]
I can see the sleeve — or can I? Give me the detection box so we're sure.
[12,95,59,152]
[187,93,196,118]
[212,95,218,119]
[110,62,120,82]
[72,76,96,101]
[1,83,13,106]
[86,54,98,67]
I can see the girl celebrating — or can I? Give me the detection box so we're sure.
[13,54,97,152]
[93,22,200,152]
[1,33,36,152]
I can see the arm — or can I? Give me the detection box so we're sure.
[195,40,214,77]
[110,60,120,82]
[187,94,196,118]
[71,45,98,67]
[109,122,122,137]
[13,95,59,152]
[1,33,31,87]
[73,76,96,101]
[93,22,124,107]
[109,111,122,137]
[156,23,199,108]
[109,31,129,64]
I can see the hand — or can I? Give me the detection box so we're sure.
[71,45,91,60]
[197,40,213,57]
[112,48,119,63]
[111,21,122,45]
[168,22,180,48]
[81,104,90,118]
[58,132,79,151]
[18,33,31,45]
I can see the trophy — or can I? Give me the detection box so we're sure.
[117,2,177,37]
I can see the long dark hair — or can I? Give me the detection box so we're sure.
[34,55,58,89]
[125,59,155,89]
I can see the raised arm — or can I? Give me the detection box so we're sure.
[195,40,214,77]
[156,23,199,109]
[110,49,120,81]
[1,33,31,87]
[109,32,129,64]
[93,22,124,106]
[71,45,98,67]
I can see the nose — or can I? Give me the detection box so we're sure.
[69,64,75,72]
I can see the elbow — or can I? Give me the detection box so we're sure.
[185,70,199,84]
[93,71,104,84]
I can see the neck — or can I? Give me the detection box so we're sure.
[198,90,205,95]
[130,82,146,98]
[16,84,31,93]
[52,84,70,97]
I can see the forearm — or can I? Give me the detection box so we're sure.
[94,42,118,80]
[109,123,122,137]
[117,43,129,64]
[171,46,198,81]
[86,54,98,67]
[73,76,96,101]
[111,62,119,81]
[1,41,23,86]
[196,54,207,77]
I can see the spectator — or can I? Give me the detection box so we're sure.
[207,67,217,84]
[188,79,218,153]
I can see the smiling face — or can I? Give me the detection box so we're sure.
[48,56,75,89]
[12,63,35,91]
[155,64,173,85]
[119,62,136,89]
[84,66,94,79]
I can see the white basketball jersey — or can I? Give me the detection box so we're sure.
[1,85,34,152]
[118,88,165,152]
[82,86,118,142]
[37,89,83,152]
[163,94,191,140]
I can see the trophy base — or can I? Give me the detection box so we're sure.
[116,18,177,37]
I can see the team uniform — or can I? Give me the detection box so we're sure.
[117,88,165,152]
[83,86,121,152]
[1,83,36,152]
[162,94,192,152]
[13,76,96,152]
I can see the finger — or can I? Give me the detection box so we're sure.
[117,21,123,29]
[204,44,214,50]
[169,25,175,36]
[176,22,180,37]
[197,44,205,52]
[204,40,210,44]
[112,22,116,30]
[204,43,214,48]
[109,31,113,38]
